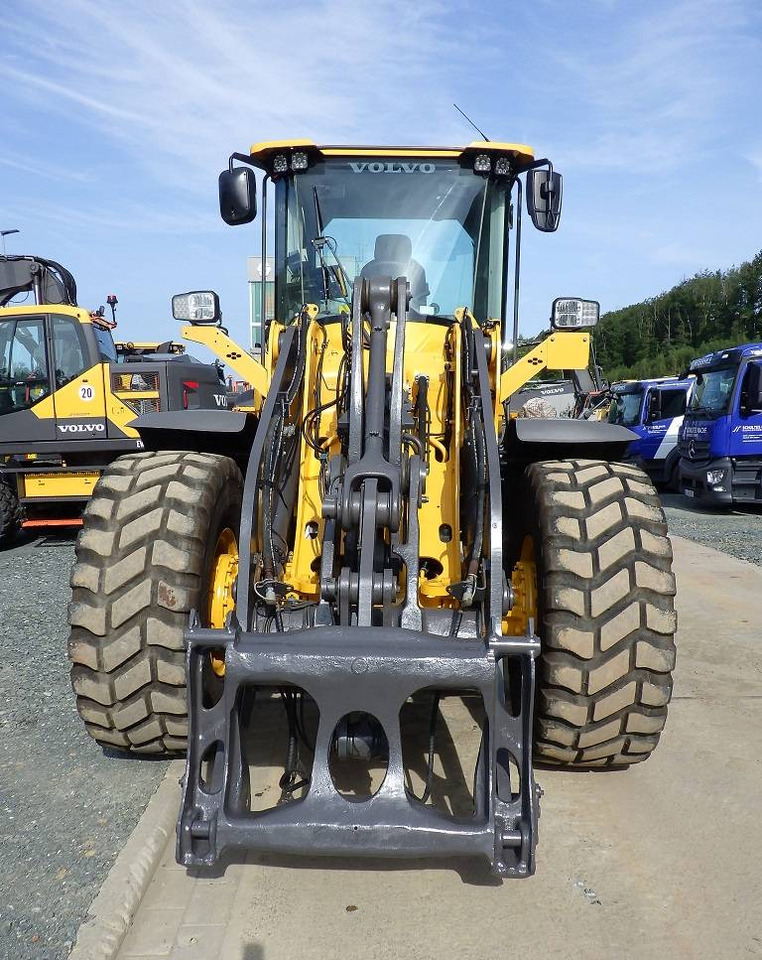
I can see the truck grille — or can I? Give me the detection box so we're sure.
[678,438,710,461]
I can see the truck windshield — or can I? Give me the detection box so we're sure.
[690,365,736,416]
[274,158,509,323]
[608,389,643,427]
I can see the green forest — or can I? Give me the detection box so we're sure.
[590,250,762,382]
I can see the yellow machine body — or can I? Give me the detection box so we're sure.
[0,293,244,530]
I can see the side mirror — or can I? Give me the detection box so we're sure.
[527,169,563,232]
[741,361,762,416]
[172,290,221,325]
[551,297,599,329]
[219,167,257,225]
[647,390,663,424]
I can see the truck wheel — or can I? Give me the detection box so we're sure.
[516,460,677,767]
[0,479,21,547]
[68,451,243,754]
[667,456,681,493]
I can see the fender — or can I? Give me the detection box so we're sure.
[133,410,258,461]
[503,418,637,462]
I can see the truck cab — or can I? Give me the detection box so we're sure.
[608,377,693,486]
[678,343,762,504]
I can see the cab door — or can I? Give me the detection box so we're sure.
[0,313,57,444]
[731,360,762,458]
[49,314,109,440]
[642,387,687,463]
[639,389,666,462]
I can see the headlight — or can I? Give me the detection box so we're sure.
[171,290,221,324]
[473,153,491,173]
[494,156,511,176]
[551,297,600,329]
[291,151,308,171]
[706,469,726,485]
[272,154,289,174]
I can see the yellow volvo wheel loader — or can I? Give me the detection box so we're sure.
[0,256,235,542]
[68,140,677,878]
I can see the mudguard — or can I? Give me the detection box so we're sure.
[503,417,636,461]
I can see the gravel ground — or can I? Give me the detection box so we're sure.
[661,493,762,566]
[0,532,168,960]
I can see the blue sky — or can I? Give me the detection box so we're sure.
[1,0,761,356]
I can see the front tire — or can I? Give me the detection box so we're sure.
[68,451,243,754]
[517,460,677,767]
[0,479,21,547]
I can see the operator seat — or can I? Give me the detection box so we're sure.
[360,234,430,312]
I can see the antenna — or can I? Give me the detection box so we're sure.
[453,103,490,142]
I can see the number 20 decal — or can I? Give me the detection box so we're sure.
[79,384,95,402]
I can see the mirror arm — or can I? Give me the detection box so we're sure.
[505,176,523,367]
[519,157,554,177]
[228,151,258,173]
[259,173,270,363]
[504,159,556,367]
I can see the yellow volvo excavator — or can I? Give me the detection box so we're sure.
[0,256,262,542]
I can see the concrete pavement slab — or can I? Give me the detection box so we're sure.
[85,535,761,960]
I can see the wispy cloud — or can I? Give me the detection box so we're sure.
[1,195,215,234]
[541,0,762,173]
[0,150,95,184]
[748,151,762,182]
[0,0,490,196]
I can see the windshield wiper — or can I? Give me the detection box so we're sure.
[690,403,725,417]
[311,187,350,307]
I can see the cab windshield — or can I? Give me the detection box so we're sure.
[93,325,117,362]
[690,365,736,417]
[608,389,643,427]
[274,158,510,322]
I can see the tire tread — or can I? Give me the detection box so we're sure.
[67,451,242,754]
[528,459,677,767]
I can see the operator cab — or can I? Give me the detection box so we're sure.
[219,140,563,337]
[272,150,515,325]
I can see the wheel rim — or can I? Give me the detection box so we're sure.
[502,535,537,636]
[207,527,239,676]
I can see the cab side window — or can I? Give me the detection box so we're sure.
[660,389,687,420]
[51,315,89,387]
[0,316,50,413]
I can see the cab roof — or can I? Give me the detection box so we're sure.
[0,303,91,322]
[612,376,692,394]
[247,139,535,171]
[689,343,762,371]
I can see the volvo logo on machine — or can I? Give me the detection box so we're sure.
[349,162,436,174]
[58,423,106,434]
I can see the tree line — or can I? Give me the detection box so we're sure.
[590,250,762,382]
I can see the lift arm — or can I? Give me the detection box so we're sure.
[181,324,269,402]
[499,331,590,404]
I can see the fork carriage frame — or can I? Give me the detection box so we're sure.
[178,276,541,876]
[178,623,540,876]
